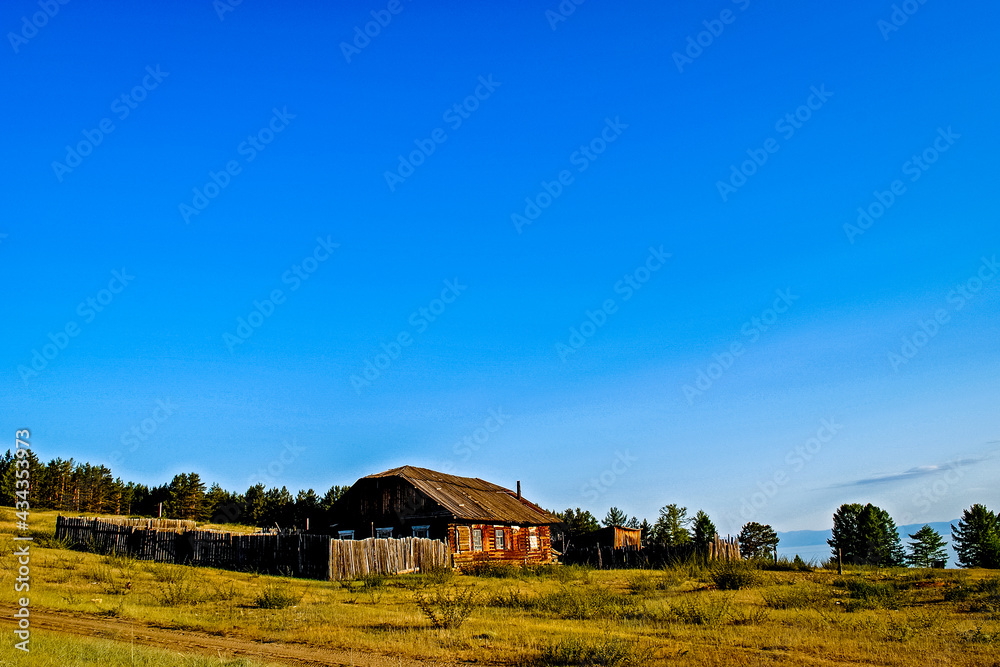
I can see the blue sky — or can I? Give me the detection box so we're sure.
[2,0,998,537]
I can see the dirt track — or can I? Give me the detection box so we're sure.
[0,604,454,666]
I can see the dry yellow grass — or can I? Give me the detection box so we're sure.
[2,509,999,666]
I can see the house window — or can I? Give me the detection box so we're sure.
[529,527,538,550]
[412,525,430,539]
[338,530,354,540]
[472,528,483,552]
[376,527,392,539]
[495,528,506,550]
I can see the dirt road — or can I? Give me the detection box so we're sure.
[0,604,454,666]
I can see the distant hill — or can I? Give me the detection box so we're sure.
[775,520,960,566]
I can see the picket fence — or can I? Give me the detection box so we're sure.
[56,516,446,581]
[328,536,449,581]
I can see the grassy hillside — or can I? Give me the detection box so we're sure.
[1,509,998,666]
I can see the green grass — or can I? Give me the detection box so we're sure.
[5,509,1000,667]
[0,629,278,666]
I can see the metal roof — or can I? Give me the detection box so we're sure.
[364,466,559,525]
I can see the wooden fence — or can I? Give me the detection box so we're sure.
[55,516,446,581]
[563,535,742,570]
[328,536,449,581]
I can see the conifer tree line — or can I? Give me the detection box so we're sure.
[558,501,1000,568]
[0,449,349,530]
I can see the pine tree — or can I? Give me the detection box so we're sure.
[320,484,350,510]
[557,508,600,536]
[829,503,904,566]
[651,504,691,547]
[952,504,1000,568]
[603,506,628,527]
[739,522,779,559]
[906,525,948,567]
[691,510,717,554]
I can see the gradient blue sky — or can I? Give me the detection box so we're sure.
[2,0,998,537]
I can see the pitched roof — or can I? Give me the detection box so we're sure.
[364,465,559,525]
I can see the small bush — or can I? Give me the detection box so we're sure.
[959,625,999,644]
[843,579,904,611]
[422,565,454,585]
[534,637,645,666]
[153,565,201,606]
[666,596,731,626]
[762,584,827,609]
[710,559,759,590]
[627,572,673,596]
[415,586,479,629]
[254,581,301,609]
[486,585,641,620]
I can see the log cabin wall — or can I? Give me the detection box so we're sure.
[449,522,553,567]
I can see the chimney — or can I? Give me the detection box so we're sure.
[516,481,521,500]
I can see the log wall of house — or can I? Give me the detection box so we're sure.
[448,522,553,566]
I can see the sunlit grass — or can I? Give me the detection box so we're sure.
[2,508,999,665]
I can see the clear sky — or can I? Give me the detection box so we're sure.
[2,0,998,536]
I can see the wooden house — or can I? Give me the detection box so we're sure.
[329,466,559,567]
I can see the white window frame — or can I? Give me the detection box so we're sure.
[495,527,506,550]
[472,528,484,552]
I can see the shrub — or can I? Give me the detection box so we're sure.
[486,585,642,620]
[842,579,904,611]
[533,637,645,666]
[666,596,731,626]
[761,584,827,609]
[254,581,301,609]
[153,565,201,606]
[710,559,759,590]
[627,572,673,596]
[421,565,454,585]
[415,586,479,629]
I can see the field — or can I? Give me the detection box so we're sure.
[2,510,999,666]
